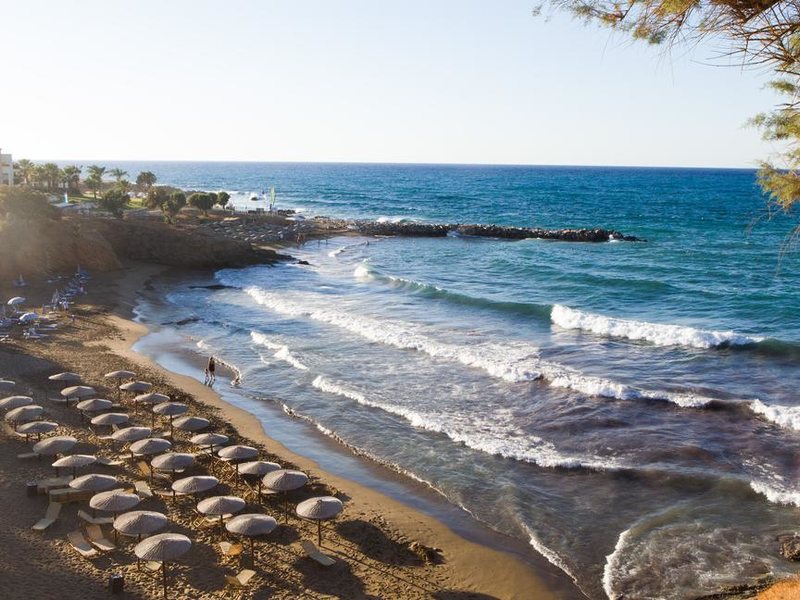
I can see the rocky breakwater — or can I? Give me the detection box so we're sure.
[352,220,642,242]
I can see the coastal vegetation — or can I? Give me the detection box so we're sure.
[549,0,800,226]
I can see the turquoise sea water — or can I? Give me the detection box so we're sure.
[112,161,800,599]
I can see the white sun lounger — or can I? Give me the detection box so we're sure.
[78,510,113,525]
[225,569,256,592]
[300,540,335,566]
[85,524,115,551]
[67,530,98,558]
[32,501,62,531]
[134,480,153,499]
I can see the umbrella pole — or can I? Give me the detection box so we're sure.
[318,521,322,547]
[250,537,255,568]
[162,561,167,599]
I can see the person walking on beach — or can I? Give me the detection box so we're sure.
[206,356,216,385]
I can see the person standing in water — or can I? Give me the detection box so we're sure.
[206,356,216,385]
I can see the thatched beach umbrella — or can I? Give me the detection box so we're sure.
[52,454,96,477]
[111,426,152,443]
[130,437,172,465]
[114,510,168,542]
[238,461,281,497]
[60,385,95,406]
[33,435,77,457]
[91,490,140,541]
[225,513,277,565]
[0,380,16,392]
[5,404,43,429]
[48,372,81,383]
[7,296,25,307]
[262,469,309,520]
[91,412,129,427]
[134,533,191,599]
[0,395,33,411]
[18,312,38,324]
[69,473,119,493]
[120,381,152,393]
[17,420,57,441]
[190,432,229,453]
[172,416,210,434]
[197,495,246,527]
[296,496,344,546]
[217,445,258,477]
[106,370,137,400]
[153,402,188,436]
[76,398,112,413]
[151,452,194,478]
[135,393,170,423]
[171,475,218,503]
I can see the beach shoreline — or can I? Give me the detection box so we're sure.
[91,259,579,598]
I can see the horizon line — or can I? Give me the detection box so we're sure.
[26,157,761,171]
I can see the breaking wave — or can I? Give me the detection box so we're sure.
[551,304,762,349]
[750,399,800,432]
[250,332,308,371]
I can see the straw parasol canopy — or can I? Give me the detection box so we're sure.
[151,453,194,476]
[134,533,191,599]
[190,432,228,452]
[262,469,309,492]
[171,475,218,502]
[238,461,281,496]
[136,392,170,405]
[5,404,43,428]
[90,490,140,516]
[105,370,136,380]
[48,372,81,383]
[225,513,278,562]
[76,398,113,413]
[91,412,129,426]
[33,435,77,456]
[61,385,95,398]
[218,445,258,477]
[69,473,119,492]
[172,416,210,433]
[120,381,152,393]
[7,296,26,306]
[52,454,96,477]
[197,495,246,527]
[111,426,152,443]
[0,380,15,392]
[153,402,187,416]
[18,312,39,324]
[296,496,344,546]
[17,420,57,440]
[114,510,168,541]
[130,437,172,457]
[0,395,33,411]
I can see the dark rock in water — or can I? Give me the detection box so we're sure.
[778,533,800,560]
[351,220,642,243]
[694,575,775,599]
[189,284,233,290]
[175,317,201,326]
[296,260,311,266]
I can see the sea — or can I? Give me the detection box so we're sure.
[98,161,800,599]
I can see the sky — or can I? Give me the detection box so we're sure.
[0,0,785,167]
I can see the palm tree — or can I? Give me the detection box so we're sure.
[61,165,82,194]
[116,179,132,194]
[14,158,35,185]
[109,168,128,183]
[136,171,157,192]
[40,163,61,190]
[85,165,106,199]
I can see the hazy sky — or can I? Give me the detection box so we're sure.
[0,0,784,167]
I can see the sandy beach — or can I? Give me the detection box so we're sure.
[0,260,574,600]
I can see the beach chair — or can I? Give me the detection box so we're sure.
[224,569,256,596]
[134,480,153,499]
[17,452,38,459]
[218,541,244,558]
[78,509,113,525]
[32,501,62,531]
[145,561,162,572]
[67,530,99,558]
[85,524,115,551]
[299,540,336,566]
[36,475,73,494]
[50,487,92,503]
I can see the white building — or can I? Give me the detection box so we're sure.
[0,148,12,185]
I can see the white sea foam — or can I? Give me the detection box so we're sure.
[353,263,373,280]
[250,332,308,371]
[312,376,366,403]
[522,524,579,586]
[551,304,762,349]
[750,399,800,432]
[750,480,800,507]
[603,526,635,600]
[246,287,543,383]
